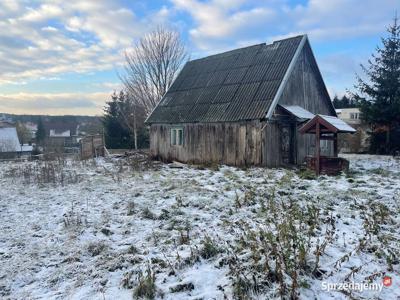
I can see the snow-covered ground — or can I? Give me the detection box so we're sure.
[0,154,399,299]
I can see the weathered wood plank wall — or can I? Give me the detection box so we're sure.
[150,121,265,166]
[278,40,335,163]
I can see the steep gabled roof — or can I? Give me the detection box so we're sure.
[146,35,306,124]
[0,127,21,152]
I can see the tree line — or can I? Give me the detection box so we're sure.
[332,95,358,109]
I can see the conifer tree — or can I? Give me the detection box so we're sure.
[102,91,132,149]
[354,16,400,153]
[35,118,46,144]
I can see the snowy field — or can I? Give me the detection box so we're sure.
[0,154,399,299]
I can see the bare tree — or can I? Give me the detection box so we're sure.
[115,90,146,150]
[16,122,32,145]
[120,26,188,115]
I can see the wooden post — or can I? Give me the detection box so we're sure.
[333,133,338,157]
[315,122,320,175]
[91,136,95,158]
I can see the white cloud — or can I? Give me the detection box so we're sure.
[285,0,399,41]
[172,0,399,51]
[41,26,58,32]
[20,4,64,22]
[172,0,276,50]
[96,82,123,90]
[65,16,82,32]
[62,3,143,48]
[0,92,109,115]
[0,0,21,17]
[0,0,171,84]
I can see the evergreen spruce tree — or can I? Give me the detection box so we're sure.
[341,95,353,108]
[332,95,341,108]
[102,91,132,149]
[35,118,46,144]
[354,16,400,153]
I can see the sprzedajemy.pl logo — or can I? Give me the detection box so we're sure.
[321,276,392,293]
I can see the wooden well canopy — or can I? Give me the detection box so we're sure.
[299,115,356,175]
[299,115,356,134]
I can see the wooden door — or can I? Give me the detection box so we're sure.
[280,124,296,165]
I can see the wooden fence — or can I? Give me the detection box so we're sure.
[80,135,105,159]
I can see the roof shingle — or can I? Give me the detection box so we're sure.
[146,35,305,124]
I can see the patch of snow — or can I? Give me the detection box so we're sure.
[0,155,399,299]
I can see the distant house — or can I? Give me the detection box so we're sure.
[0,114,13,123]
[146,35,345,167]
[336,108,362,125]
[336,108,370,153]
[49,129,71,137]
[0,126,21,159]
[0,121,15,128]
[45,123,79,154]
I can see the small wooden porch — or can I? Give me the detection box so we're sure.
[299,115,356,175]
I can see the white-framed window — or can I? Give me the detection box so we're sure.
[171,127,184,146]
[350,113,359,119]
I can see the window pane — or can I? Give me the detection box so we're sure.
[171,129,176,145]
[178,129,183,145]
[174,130,177,145]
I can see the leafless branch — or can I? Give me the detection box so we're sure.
[120,26,188,115]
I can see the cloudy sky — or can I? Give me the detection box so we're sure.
[0,0,398,116]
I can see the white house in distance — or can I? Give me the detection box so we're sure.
[335,108,369,153]
[49,129,71,137]
[335,108,362,125]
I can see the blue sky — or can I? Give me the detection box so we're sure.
[0,0,398,115]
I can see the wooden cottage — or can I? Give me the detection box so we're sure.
[146,35,338,167]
